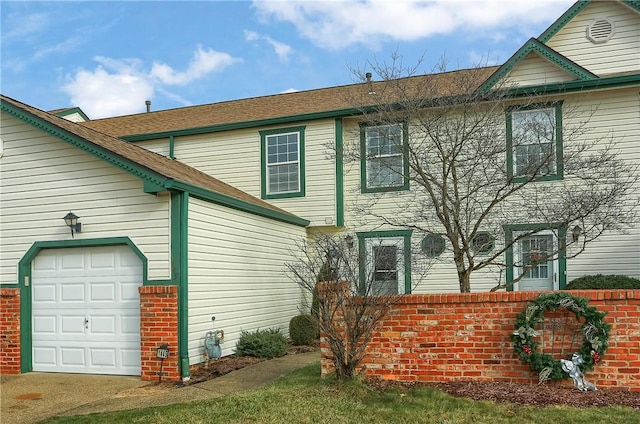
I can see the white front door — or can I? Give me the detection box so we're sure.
[516,234,555,291]
[31,245,142,375]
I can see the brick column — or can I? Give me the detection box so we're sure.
[139,285,180,381]
[0,288,21,374]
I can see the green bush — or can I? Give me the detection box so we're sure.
[235,328,288,359]
[289,314,320,346]
[564,274,640,290]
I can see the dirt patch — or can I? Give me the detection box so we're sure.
[369,380,640,410]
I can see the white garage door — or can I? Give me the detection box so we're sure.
[31,245,143,375]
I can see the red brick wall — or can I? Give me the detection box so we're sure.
[139,285,180,381]
[321,290,640,391]
[0,288,20,374]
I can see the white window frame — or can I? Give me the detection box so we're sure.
[260,126,305,199]
[511,229,559,291]
[361,123,408,192]
[365,237,405,295]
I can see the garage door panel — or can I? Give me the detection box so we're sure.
[90,283,116,302]
[61,315,85,335]
[33,315,57,334]
[32,245,142,375]
[61,283,85,302]
[33,284,56,302]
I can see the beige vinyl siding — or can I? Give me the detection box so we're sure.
[187,197,307,365]
[133,139,170,157]
[162,119,337,227]
[545,2,640,76]
[340,86,640,292]
[505,53,578,87]
[0,113,172,284]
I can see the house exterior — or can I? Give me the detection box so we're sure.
[1,0,638,380]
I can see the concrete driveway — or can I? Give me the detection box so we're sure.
[0,351,319,424]
[1,372,153,424]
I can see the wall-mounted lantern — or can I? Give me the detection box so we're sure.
[344,235,354,251]
[572,225,582,243]
[62,212,82,237]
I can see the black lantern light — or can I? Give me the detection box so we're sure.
[63,212,82,237]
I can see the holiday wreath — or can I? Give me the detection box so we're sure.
[512,292,610,382]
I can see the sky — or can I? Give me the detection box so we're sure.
[1,0,575,120]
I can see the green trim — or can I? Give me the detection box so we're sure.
[143,180,164,194]
[538,1,590,43]
[506,73,640,97]
[175,192,190,379]
[504,223,567,291]
[16,237,150,373]
[479,38,598,92]
[166,181,309,227]
[259,126,306,199]
[506,101,564,182]
[359,122,410,194]
[53,107,90,122]
[335,118,345,227]
[169,135,176,160]
[356,229,413,294]
[1,101,167,188]
[120,109,359,142]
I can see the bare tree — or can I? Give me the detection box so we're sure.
[342,53,638,292]
[286,233,424,380]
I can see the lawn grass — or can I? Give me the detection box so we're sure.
[43,362,639,424]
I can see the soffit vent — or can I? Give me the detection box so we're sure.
[586,18,615,44]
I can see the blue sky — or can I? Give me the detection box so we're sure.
[1,0,575,119]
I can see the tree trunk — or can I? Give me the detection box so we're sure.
[457,268,471,293]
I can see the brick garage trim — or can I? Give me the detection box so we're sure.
[139,285,180,381]
[0,288,20,374]
[321,290,640,391]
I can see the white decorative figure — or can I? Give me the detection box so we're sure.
[560,353,597,391]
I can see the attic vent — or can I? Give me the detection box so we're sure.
[586,18,614,44]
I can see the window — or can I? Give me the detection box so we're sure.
[506,102,563,181]
[471,232,494,255]
[360,123,409,193]
[358,230,412,295]
[421,234,446,257]
[260,126,305,199]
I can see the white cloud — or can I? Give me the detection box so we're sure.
[252,0,574,50]
[62,57,153,118]
[150,46,239,85]
[61,47,239,118]
[244,29,293,61]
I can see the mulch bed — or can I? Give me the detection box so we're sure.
[369,380,640,410]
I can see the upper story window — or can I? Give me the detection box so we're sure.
[506,102,563,182]
[360,123,409,193]
[260,126,305,199]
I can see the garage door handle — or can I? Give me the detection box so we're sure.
[84,318,89,329]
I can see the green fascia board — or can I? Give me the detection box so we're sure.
[538,1,591,43]
[1,100,167,188]
[356,229,413,294]
[506,73,640,97]
[166,180,309,227]
[479,38,598,92]
[54,107,90,122]
[120,108,361,142]
[335,118,345,227]
[538,1,639,43]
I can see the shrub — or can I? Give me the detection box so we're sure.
[235,328,288,359]
[564,274,640,290]
[289,314,320,346]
